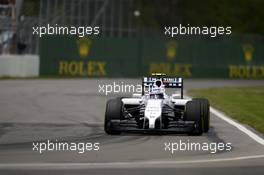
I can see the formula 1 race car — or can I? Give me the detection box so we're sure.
[104,74,210,135]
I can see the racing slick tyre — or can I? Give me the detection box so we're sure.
[104,97,123,135]
[193,98,210,133]
[185,100,203,135]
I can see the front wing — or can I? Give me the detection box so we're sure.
[109,120,196,133]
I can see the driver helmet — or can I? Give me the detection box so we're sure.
[149,80,165,99]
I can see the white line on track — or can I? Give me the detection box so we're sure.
[210,107,264,145]
[0,154,264,169]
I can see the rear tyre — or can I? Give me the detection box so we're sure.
[193,98,210,133]
[185,100,203,135]
[104,97,123,135]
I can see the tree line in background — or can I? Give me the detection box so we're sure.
[140,0,264,35]
[20,0,264,36]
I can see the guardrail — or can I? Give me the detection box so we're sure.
[0,55,39,77]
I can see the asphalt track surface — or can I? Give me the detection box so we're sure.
[0,79,264,175]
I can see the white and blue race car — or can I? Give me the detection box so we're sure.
[104,74,210,135]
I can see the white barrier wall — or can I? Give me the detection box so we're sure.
[0,55,39,77]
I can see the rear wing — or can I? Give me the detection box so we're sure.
[142,76,183,98]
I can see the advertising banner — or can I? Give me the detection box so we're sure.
[39,36,264,78]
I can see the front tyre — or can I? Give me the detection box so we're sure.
[185,100,203,135]
[104,98,123,135]
[193,98,210,133]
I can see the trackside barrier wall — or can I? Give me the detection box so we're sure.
[39,36,264,78]
[0,55,39,77]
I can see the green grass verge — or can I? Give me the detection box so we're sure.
[188,87,264,134]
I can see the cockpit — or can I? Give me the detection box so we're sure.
[148,80,165,99]
[149,93,164,99]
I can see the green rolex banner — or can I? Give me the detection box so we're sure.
[39,36,140,77]
[39,36,264,78]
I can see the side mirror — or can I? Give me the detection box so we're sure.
[132,93,142,98]
[172,94,181,99]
